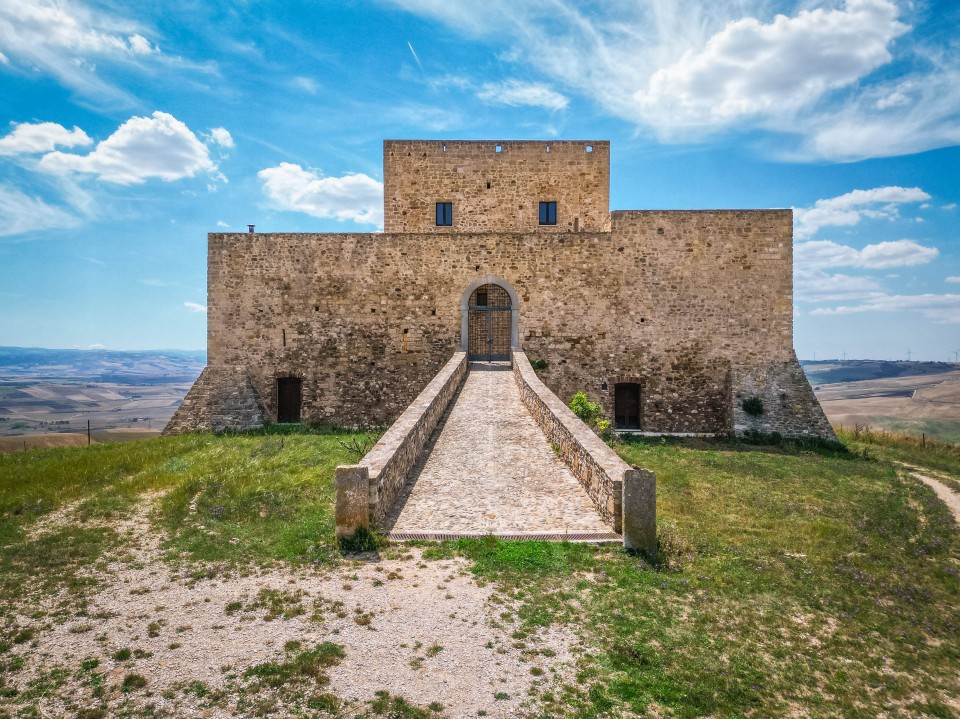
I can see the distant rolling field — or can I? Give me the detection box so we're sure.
[813,369,960,443]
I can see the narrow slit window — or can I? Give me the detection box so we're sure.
[436,202,453,226]
[539,201,557,226]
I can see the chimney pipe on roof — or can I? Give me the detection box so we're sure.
[247,224,255,233]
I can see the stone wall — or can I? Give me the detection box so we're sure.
[335,352,467,535]
[162,367,265,435]
[512,351,631,531]
[167,206,832,439]
[732,353,837,440]
[383,140,610,234]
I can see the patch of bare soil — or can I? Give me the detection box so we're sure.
[3,497,581,718]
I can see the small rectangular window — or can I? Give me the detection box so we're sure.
[539,201,557,226]
[436,202,452,226]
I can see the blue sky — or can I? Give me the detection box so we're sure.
[0,0,958,359]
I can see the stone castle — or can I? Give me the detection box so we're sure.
[164,140,834,440]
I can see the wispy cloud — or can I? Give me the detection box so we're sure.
[0,0,159,102]
[258,163,384,228]
[0,184,79,238]
[810,294,960,324]
[796,239,938,271]
[794,186,931,239]
[183,301,207,313]
[387,0,958,161]
[476,80,568,111]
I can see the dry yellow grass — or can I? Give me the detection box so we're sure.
[0,433,92,453]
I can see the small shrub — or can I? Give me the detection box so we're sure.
[741,396,764,416]
[112,648,131,662]
[338,526,384,553]
[530,358,549,371]
[569,392,602,425]
[121,673,147,692]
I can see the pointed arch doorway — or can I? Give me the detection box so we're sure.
[460,277,519,361]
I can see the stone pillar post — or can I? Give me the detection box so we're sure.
[622,467,656,558]
[335,465,370,538]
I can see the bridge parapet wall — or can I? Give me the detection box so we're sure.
[335,351,468,536]
[512,351,656,554]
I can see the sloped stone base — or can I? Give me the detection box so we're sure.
[162,367,266,435]
[732,353,836,441]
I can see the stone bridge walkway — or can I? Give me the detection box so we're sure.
[382,362,616,540]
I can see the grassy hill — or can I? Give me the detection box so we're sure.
[0,428,958,717]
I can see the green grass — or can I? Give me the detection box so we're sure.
[437,434,960,718]
[0,427,379,615]
[0,427,957,717]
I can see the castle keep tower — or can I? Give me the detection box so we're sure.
[165,140,834,440]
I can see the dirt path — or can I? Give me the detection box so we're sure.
[897,462,960,524]
[3,496,583,718]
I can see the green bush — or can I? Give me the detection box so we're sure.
[569,392,602,425]
[741,396,764,416]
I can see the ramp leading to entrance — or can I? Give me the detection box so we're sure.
[382,362,616,539]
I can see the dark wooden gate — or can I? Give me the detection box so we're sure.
[277,378,302,423]
[614,383,640,429]
[467,284,512,361]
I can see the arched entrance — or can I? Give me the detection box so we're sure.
[467,284,512,360]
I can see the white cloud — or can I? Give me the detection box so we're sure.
[796,239,938,271]
[216,220,230,228]
[636,0,907,132]
[258,162,384,228]
[810,294,960,324]
[183,301,207,313]
[291,76,318,94]
[794,186,931,239]
[476,80,569,111]
[799,64,960,161]
[0,121,91,156]
[208,128,234,148]
[0,184,79,237]
[944,203,957,211]
[39,112,215,185]
[794,270,882,303]
[947,277,960,284]
[88,343,106,349]
[0,0,159,99]
[388,0,957,161]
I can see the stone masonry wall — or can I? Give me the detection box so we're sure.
[513,352,627,532]
[362,352,467,527]
[383,140,610,234]
[732,352,838,440]
[183,207,805,437]
[162,367,266,435]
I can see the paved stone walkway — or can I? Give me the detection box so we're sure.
[383,362,612,535]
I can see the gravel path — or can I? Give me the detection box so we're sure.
[5,497,581,718]
[384,363,611,535]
